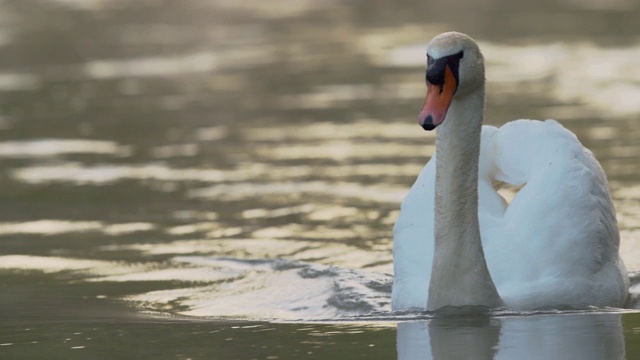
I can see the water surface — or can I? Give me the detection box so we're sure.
[2,0,640,358]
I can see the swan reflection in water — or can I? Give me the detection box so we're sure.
[397,313,625,360]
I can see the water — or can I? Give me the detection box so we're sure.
[2,0,640,358]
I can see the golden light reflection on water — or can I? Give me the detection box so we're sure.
[620,230,640,270]
[0,220,154,236]
[244,121,428,140]
[101,238,392,272]
[0,139,129,158]
[11,161,425,186]
[84,53,220,79]
[241,204,316,219]
[189,181,408,203]
[256,141,434,161]
[0,73,40,91]
[12,163,243,184]
[0,255,111,273]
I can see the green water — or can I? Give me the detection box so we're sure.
[2,0,640,358]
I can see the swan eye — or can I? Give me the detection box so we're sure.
[427,55,434,66]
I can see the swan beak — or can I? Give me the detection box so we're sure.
[418,64,458,131]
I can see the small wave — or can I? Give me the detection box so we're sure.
[123,256,393,320]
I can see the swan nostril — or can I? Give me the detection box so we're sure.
[421,115,436,131]
[422,123,436,131]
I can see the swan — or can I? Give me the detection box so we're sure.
[391,32,629,311]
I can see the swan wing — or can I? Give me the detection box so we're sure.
[483,120,628,308]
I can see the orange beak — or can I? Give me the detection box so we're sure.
[418,64,458,131]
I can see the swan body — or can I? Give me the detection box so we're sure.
[391,32,628,311]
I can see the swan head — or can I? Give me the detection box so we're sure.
[418,32,485,131]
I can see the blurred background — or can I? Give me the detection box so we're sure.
[1,0,640,358]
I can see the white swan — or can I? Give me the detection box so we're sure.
[391,32,629,311]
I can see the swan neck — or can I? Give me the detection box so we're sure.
[428,87,503,310]
[435,89,484,224]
